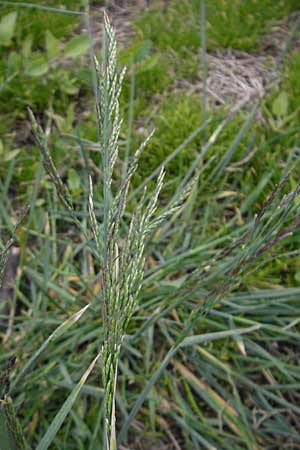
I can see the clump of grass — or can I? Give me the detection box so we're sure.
[0,206,28,450]
[30,12,195,449]
[136,0,299,53]
[27,9,300,450]
[90,14,196,446]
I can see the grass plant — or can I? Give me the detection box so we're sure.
[30,12,195,449]
[1,1,300,449]
[0,207,28,450]
[26,9,300,449]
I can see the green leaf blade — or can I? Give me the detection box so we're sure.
[35,353,101,450]
[45,30,60,60]
[272,91,289,117]
[10,304,90,392]
[64,35,90,59]
[25,56,49,77]
[0,12,18,47]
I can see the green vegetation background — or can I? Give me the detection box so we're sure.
[1,0,300,449]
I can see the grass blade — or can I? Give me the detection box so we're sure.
[0,397,26,450]
[35,352,101,450]
[0,1,84,15]
[180,324,261,347]
[10,304,90,393]
[118,325,260,444]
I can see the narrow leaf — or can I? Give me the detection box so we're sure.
[35,353,100,450]
[118,325,260,444]
[10,305,90,392]
[0,397,26,450]
[180,324,261,347]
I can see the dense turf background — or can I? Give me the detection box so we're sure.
[1,1,300,449]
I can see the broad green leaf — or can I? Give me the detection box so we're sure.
[10,304,90,392]
[22,34,33,59]
[272,91,289,117]
[26,56,49,77]
[35,353,100,450]
[64,35,90,59]
[2,149,21,161]
[0,12,17,46]
[67,168,81,193]
[45,30,60,60]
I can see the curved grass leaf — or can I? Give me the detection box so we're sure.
[117,325,260,444]
[10,304,90,393]
[0,1,83,15]
[35,353,101,450]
